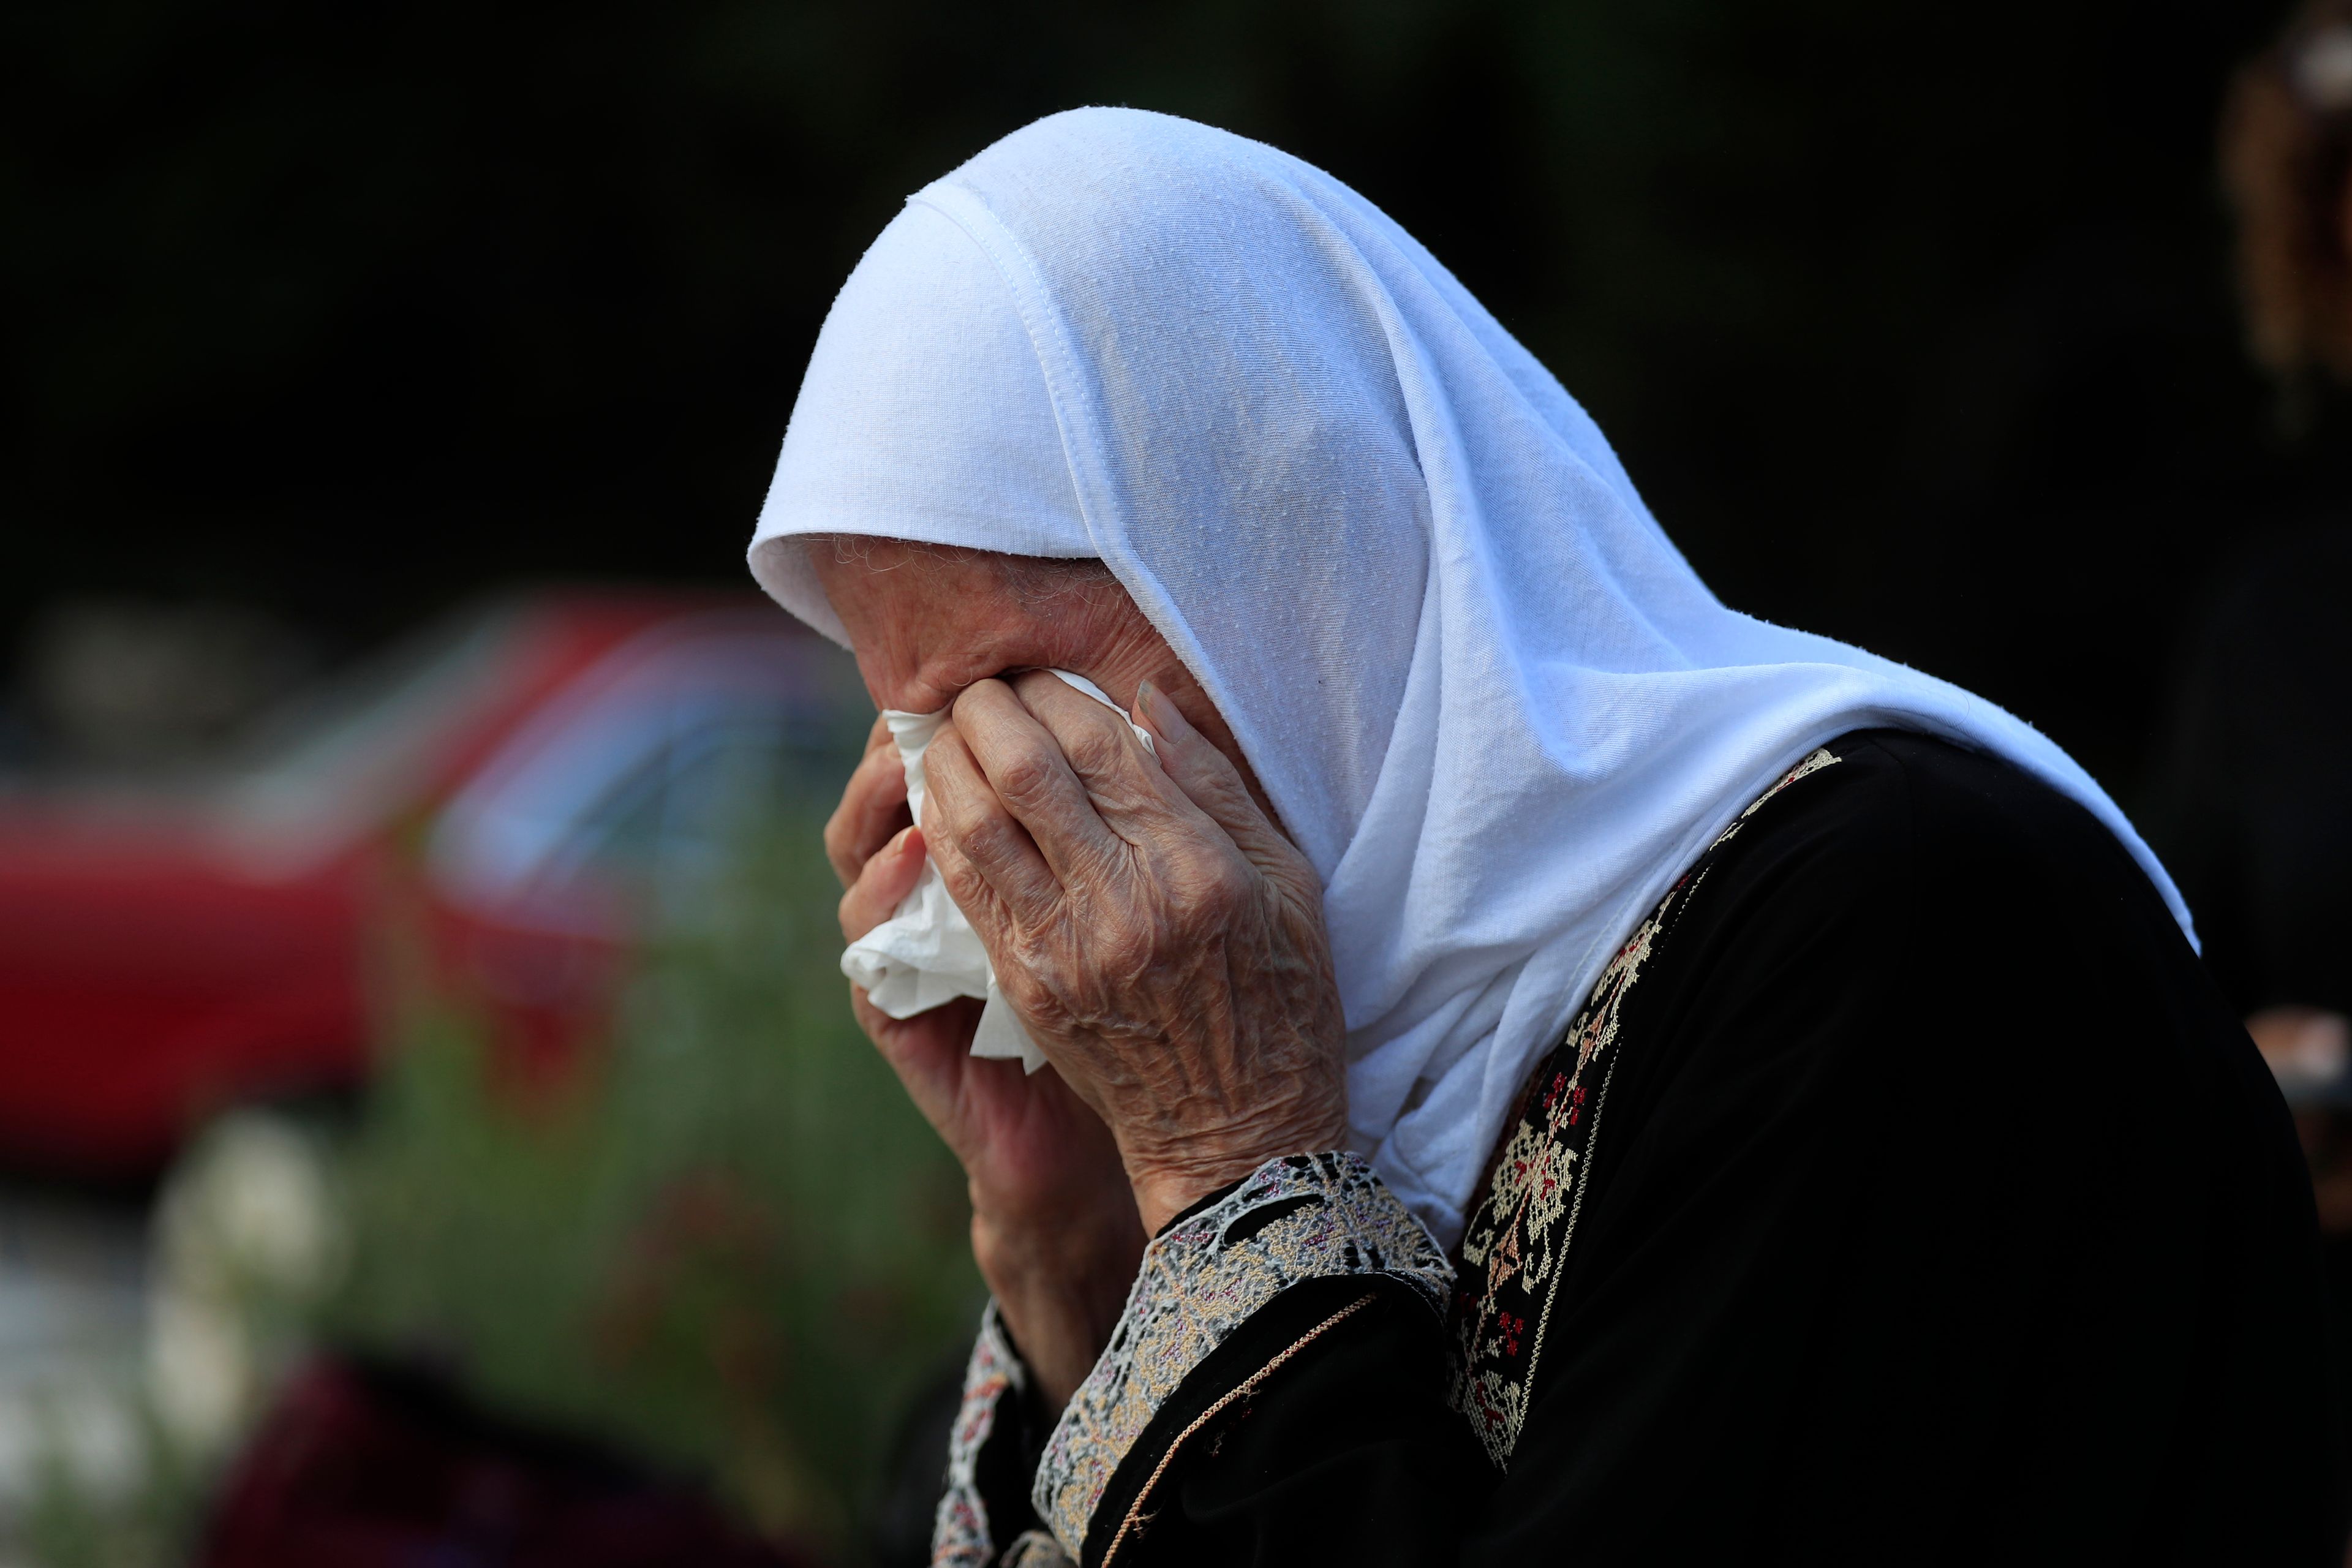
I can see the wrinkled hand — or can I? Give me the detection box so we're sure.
[922,674,1348,1235]
[828,715,1142,1408]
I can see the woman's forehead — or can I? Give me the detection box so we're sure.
[804,536,1137,705]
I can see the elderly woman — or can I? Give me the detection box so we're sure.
[749,111,2340,1565]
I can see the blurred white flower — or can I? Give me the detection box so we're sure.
[146,1286,249,1453]
[145,1114,345,1455]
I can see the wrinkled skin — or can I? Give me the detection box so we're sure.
[813,538,1348,1410]
[926,672,1347,1221]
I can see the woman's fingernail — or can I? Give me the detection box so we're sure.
[891,824,920,858]
[1137,679,1185,736]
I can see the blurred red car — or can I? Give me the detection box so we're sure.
[0,593,861,1178]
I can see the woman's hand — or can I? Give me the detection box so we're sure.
[921,674,1348,1235]
[828,715,1143,1408]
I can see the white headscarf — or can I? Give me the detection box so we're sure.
[750,108,2193,1245]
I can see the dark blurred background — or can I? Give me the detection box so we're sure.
[4,0,2330,799]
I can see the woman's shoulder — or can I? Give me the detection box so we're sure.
[1844,728,2177,919]
[1723,729,2156,893]
[1670,726,2194,994]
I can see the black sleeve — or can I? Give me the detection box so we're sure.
[1089,733,2342,1567]
[1085,1274,1490,1566]
[1010,1150,1454,1567]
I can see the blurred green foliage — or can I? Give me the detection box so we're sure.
[325,815,979,1547]
[23,1412,200,1568]
[20,808,976,1566]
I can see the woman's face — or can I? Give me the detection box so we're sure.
[804,535,1275,818]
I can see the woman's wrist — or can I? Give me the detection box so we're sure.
[1123,1102,1351,1236]
[1130,1157,1290,1237]
[971,1194,1142,1410]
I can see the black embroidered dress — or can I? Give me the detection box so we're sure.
[933,732,2344,1566]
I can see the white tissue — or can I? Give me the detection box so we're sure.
[841,670,1154,1073]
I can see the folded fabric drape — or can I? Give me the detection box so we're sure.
[749,107,2193,1246]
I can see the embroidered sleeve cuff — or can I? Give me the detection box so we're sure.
[933,1302,1071,1567]
[1030,1152,1452,1562]
[933,1302,1024,1567]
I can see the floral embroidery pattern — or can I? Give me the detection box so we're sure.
[934,1303,1033,1567]
[1447,747,1841,1469]
[1031,1152,1452,1561]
